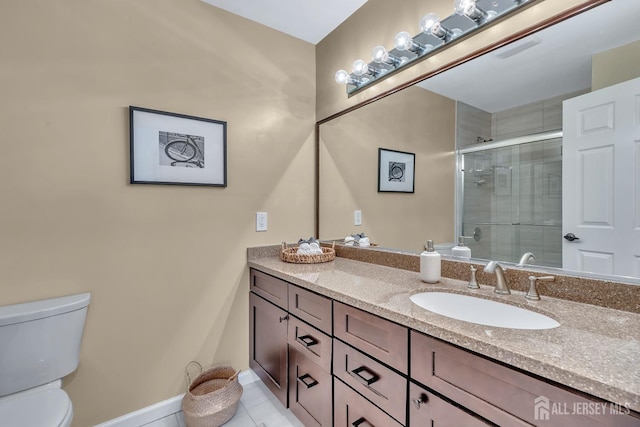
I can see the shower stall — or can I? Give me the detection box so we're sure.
[458,131,563,268]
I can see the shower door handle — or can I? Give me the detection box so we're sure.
[564,233,580,242]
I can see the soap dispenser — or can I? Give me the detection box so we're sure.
[420,240,441,283]
[451,236,471,259]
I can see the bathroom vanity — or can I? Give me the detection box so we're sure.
[248,252,640,427]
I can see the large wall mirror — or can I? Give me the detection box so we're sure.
[318,0,640,284]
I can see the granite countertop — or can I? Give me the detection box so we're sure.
[248,256,640,413]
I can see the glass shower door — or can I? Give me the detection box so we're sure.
[460,137,562,267]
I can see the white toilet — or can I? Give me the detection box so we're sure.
[0,293,90,427]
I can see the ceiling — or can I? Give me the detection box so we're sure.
[418,0,640,112]
[200,0,368,45]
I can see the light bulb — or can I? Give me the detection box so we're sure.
[420,13,447,39]
[454,0,491,21]
[335,69,350,85]
[420,13,440,33]
[394,31,413,51]
[352,59,370,76]
[371,46,389,64]
[454,0,475,15]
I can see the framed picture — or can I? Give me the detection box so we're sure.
[378,148,415,193]
[129,106,227,187]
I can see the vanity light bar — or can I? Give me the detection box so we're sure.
[335,0,534,94]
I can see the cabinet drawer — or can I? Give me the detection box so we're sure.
[288,285,332,334]
[250,268,288,309]
[411,331,640,427]
[334,377,403,427]
[334,302,408,373]
[288,315,332,373]
[288,348,332,427]
[409,381,492,426]
[333,339,406,425]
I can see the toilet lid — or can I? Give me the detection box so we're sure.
[0,388,72,427]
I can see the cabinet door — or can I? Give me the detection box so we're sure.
[288,348,332,427]
[334,378,403,427]
[249,292,288,406]
[409,382,492,427]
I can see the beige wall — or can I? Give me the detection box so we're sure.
[592,39,640,90]
[316,0,602,121]
[0,0,315,425]
[319,87,455,251]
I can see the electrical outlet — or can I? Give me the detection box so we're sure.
[256,212,268,231]
[354,210,362,226]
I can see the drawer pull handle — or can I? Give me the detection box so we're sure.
[350,366,379,386]
[352,417,373,427]
[297,373,318,389]
[279,315,289,323]
[297,334,318,347]
[412,393,428,410]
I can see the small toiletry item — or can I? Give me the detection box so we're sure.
[420,240,441,283]
[451,236,471,259]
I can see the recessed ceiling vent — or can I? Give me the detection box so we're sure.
[495,36,542,59]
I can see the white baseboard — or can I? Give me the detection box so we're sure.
[94,369,259,427]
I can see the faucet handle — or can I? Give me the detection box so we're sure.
[526,275,554,300]
[468,265,479,289]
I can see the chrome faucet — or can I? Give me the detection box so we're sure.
[516,252,536,267]
[484,261,510,295]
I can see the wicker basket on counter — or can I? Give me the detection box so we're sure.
[280,241,335,264]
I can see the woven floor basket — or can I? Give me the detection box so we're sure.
[281,241,335,264]
[182,365,243,427]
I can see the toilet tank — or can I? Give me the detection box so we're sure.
[0,293,90,397]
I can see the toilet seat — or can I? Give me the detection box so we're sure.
[0,388,73,427]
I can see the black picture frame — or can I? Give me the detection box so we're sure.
[378,148,415,193]
[129,106,227,187]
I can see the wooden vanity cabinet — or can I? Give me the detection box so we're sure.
[249,268,333,424]
[250,267,639,427]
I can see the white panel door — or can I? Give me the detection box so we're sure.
[562,76,640,278]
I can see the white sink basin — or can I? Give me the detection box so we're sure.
[410,292,560,330]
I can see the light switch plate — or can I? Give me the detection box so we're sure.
[354,210,362,226]
[256,212,268,231]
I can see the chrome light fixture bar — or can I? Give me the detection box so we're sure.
[335,0,535,94]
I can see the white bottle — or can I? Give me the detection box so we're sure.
[451,236,471,259]
[420,240,441,283]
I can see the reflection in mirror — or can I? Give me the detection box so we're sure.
[318,0,640,283]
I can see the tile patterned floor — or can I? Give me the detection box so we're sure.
[143,379,304,427]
